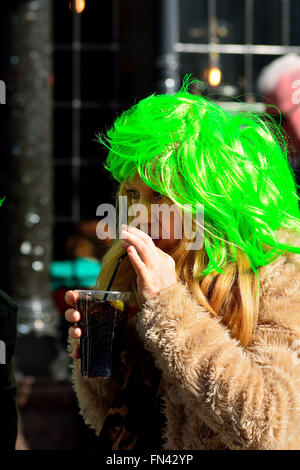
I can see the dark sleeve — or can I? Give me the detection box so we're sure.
[0,290,18,451]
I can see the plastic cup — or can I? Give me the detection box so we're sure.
[76,290,132,378]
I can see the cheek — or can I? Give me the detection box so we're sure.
[158,206,183,241]
[170,209,184,240]
[157,236,180,254]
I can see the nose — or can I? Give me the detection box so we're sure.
[132,201,160,238]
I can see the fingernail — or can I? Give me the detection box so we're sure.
[121,230,128,239]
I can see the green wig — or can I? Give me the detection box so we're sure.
[97,76,300,282]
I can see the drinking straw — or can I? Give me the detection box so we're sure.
[103,252,128,301]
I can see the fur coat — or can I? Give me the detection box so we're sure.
[68,227,300,450]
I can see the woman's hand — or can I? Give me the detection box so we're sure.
[64,290,81,359]
[120,224,177,304]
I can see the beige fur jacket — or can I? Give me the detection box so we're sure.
[68,227,300,450]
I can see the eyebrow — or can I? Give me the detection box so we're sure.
[125,184,142,190]
[125,186,162,194]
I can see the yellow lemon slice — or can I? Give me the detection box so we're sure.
[109,300,124,312]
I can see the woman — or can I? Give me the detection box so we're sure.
[65,78,300,450]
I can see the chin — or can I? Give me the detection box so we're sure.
[153,238,174,253]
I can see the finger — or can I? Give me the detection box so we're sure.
[65,290,80,308]
[72,344,80,360]
[122,224,154,245]
[126,245,147,279]
[69,325,82,339]
[65,308,81,323]
[121,231,153,265]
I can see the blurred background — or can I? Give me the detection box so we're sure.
[0,0,300,450]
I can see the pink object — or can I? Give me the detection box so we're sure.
[257,54,300,152]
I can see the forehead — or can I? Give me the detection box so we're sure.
[125,173,151,190]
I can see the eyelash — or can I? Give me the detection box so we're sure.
[128,191,164,201]
[153,192,164,201]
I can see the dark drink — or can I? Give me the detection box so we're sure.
[76,290,132,378]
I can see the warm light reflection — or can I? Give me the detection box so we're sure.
[208,67,222,87]
[69,0,86,13]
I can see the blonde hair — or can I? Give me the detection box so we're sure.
[95,182,261,348]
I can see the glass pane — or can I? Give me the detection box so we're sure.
[119,0,155,46]
[54,165,72,217]
[179,0,208,44]
[54,52,72,101]
[216,0,245,44]
[80,109,116,159]
[81,52,115,101]
[53,0,72,44]
[215,54,245,96]
[181,54,245,100]
[53,108,72,160]
[180,53,209,83]
[253,0,281,45]
[79,164,116,219]
[118,50,155,103]
[290,0,300,46]
[53,222,75,260]
[81,1,113,43]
